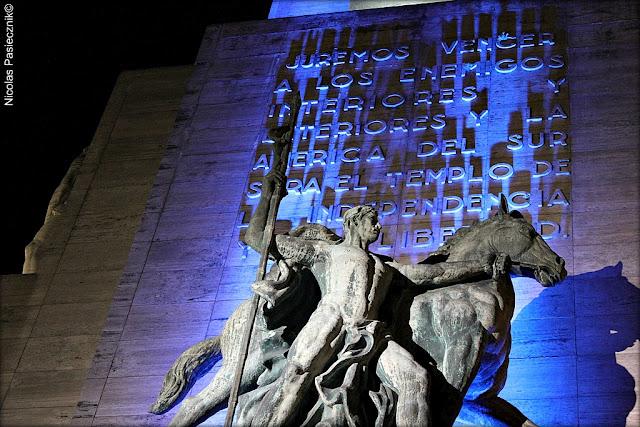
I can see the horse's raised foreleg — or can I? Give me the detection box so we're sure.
[436,297,486,394]
[168,349,265,427]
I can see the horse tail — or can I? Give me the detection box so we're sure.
[149,335,222,414]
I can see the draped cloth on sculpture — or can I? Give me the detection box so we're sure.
[239,271,398,426]
[302,320,397,427]
[235,259,319,425]
[236,225,398,426]
[237,318,397,427]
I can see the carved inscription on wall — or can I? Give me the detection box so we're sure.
[239,10,570,261]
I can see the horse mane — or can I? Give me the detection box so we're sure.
[421,213,517,263]
[287,223,342,244]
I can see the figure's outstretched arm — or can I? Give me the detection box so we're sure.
[391,253,509,288]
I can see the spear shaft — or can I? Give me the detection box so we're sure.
[224,94,300,427]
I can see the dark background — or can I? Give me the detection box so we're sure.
[1,2,272,273]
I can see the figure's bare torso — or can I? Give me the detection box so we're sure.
[311,243,395,324]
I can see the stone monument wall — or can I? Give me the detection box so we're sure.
[76,1,638,425]
[0,66,192,426]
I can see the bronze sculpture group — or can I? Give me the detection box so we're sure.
[150,99,567,426]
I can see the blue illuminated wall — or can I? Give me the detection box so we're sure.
[240,3,571,263]
[269,0,350,19]
[82,1,639,426]
[268,0,454,19]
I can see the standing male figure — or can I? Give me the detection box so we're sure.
[242,140,502,426]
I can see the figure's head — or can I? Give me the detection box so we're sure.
[343,206,381,245]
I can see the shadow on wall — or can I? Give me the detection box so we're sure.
[501,263,639,426]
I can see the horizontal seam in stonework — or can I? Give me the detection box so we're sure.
[508,355,578,360]
[572,239,640,248]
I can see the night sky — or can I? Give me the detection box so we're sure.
[1,2,272,273]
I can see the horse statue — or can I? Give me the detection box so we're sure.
[150,195,567,426]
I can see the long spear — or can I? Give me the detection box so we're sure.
[224,93,301,427]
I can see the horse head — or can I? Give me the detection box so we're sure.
[424,194,567,287]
